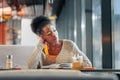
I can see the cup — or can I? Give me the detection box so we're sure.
[72,55,83,70]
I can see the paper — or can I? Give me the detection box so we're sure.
[41,64,60,69]
[41,63,72,69]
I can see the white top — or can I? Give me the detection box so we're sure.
[27,39,92,69]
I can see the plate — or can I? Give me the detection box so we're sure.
[59,63,72,68]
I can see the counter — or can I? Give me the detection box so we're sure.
[0,69,118,80]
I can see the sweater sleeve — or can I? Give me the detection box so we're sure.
[27,46,42,69]
[27,40,45,69]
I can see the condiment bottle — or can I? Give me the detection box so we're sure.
[6,54,13,69]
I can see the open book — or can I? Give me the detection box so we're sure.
[41,63,72,69]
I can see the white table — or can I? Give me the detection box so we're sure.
[0,69,118,80]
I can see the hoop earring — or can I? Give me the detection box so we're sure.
[43,39,46,44]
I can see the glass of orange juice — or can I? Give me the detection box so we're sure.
[72,55,83,70]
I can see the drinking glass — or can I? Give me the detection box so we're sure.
[72,55,83,70]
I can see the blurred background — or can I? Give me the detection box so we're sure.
[0,0,120,69]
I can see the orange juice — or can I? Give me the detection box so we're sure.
[72,61,83,70]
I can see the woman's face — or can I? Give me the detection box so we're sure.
[40,24,59,44]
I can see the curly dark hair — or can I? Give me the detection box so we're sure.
[31,15,51,35]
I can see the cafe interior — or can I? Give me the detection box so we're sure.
[0,0,120,80]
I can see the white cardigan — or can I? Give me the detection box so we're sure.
[28,39,92,69]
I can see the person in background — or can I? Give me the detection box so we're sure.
[28,15,92,69]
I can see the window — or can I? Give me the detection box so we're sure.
[92,0,102,68]
[112,0,120,69]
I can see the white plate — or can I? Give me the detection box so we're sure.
[59,63,72,68]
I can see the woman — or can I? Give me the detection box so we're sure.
[28,15,92,69]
